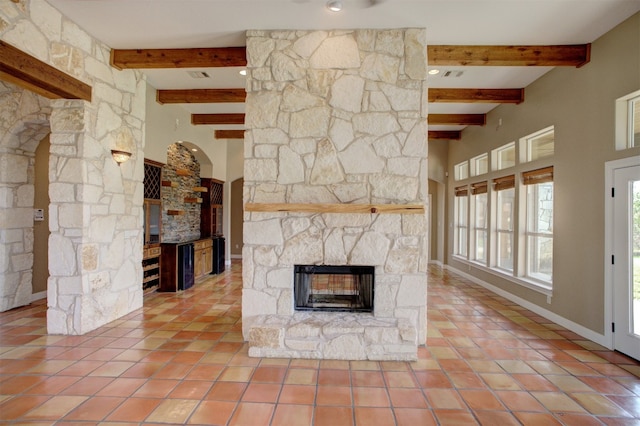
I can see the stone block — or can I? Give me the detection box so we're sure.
[249,326,284,349]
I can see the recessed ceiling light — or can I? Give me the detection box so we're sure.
[327,0,342,12]
[239,69,247,76]
[192,148,198,152]
[428,69,440,75]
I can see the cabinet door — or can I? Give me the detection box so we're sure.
[194,248,203,280]
[203,247,213,275]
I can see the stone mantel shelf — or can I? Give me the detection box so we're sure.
[244,203,425,215]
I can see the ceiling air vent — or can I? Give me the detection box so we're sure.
[187,71,211,79]
[441,70,464,78]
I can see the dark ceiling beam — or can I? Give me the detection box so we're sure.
[428,44,591,67]
[0,40,92,101]
[110,44,590,70]
[156,88,246,104]
[192,113,245,125]
[428,131,461,140]
[215,130,245,139]
[110,47,247,70]
[429,114,486,126]
[429,88,524,104]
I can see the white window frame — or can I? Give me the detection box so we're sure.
[494,186,515,272]
[492,142,516,171]
[470,153,488,177]
[523,177,553,287]
[454,161,469,181]
[454,188,469,258]
[519,126,554,163]
[615,90,640,150]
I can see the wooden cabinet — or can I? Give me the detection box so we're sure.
[160,242,195,292]
[200,178,224,238]
[142,245,161,291]
[194,238,213,281]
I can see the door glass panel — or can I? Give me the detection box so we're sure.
[632,180,640,336]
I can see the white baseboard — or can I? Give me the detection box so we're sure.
[443,265,610,349]
[31,291,46,302]
[428,260,444,267]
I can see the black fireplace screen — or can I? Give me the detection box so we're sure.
[294,265,374,313]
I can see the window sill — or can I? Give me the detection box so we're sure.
[451,256,553,297]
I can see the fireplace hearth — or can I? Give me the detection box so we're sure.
[294,265,374,313]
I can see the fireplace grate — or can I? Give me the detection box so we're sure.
[294,265,374,313]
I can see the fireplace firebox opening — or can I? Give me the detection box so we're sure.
[294,265,374,313]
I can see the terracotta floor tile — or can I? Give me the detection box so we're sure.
[424,388,466,410]
[206,381,247,401]
[271,404,313,426]
[106,398,162,422]
[228,402,274,426]
[388,387,428,408]
[146,398,199,423]
[473,410,521,426]
[278,384,316,404]
[132,378,179,398]
[314,406,353,426]
[318,368,351,386]
[316,385,352,406]
[63,396,124,421]
[2,262,639,425]
[169,380,213,399]
[459,389,504,411]
[188,400,236,425]
[241,383,281,403]
[394,407,437,426]
[351,370,385,387]
[352,386,390,407]
[432,409,479,425]
[22,395,88,420]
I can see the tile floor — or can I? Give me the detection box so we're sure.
[1,261,639,425]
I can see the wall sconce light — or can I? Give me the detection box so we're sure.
[111,149,132,165]
[326,0,343,12]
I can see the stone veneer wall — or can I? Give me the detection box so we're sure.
[242,29,428,360]
[0,0,146,334]
[162,143,201,242]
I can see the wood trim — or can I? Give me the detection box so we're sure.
[471,181,488,195]
[156,88,246,104]
[428,44,591,67]
[144,158,165,168]
[454,186,468,197]
[429,130,461,140]
[110,46,247,70]
[192,113,245,125]
[429,88,524,104]
[0,40,92,101]
[523,166,554,185]
[245,203,425,214]
[493,175,516,191]
[429,114,486,126]
[215,130,245,139]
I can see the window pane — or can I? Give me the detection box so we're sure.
[527,183,554,234]
[471,154,488,176]
[525,128,554,161]
[455,196,468,257]
[494,143,516,170]
[497,231,513,271]
[457,228,467,257]
[497,188,514,231]
[527,235,553,282]
[455,162,469,180]
[475,193,487,228]
[475,230,487,262]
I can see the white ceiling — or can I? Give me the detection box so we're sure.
[47,0,640,133]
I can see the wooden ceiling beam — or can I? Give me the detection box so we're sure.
[0,40,91,101]
[192,113,245,125]
[156,88,246,104]
[110,47,247,69]
[429,114,486,126]
[215,130,245,139]
[429,88,524,104]
[428,44,591,67]
[428,131,461,140]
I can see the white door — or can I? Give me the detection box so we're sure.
[612,163,640,360]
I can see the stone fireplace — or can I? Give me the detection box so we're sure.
[242,28,428,360]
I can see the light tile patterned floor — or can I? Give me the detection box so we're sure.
[1,261,639,425]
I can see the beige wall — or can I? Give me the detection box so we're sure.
[447,13,640,335]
